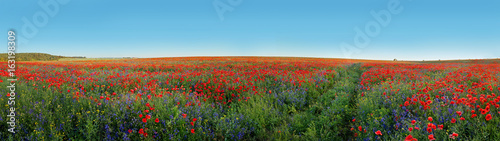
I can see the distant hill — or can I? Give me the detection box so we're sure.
[0,53,85,61]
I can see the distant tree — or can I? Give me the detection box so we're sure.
[393,58,397,61]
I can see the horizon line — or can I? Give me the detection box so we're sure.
[4,52,499,62]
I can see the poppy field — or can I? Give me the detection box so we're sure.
[0,57,499,140]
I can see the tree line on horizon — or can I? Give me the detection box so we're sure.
[0,53,84,61]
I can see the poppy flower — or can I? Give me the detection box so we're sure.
[193,118,197,122]
[428,117,433,122]
[142,118,147,123]
[190,129,195,134]
[486,114,492,121]
[451,118,456,123]
[428,134,436,141]
[128,129,132,133]
[155,118,159,123]
[411,120,416,125]
[358,126,362,131]
[456,111,462,116]
[375,130,382,136]
[182,114,187,118]
[139,128,144,134]
[408,127,413,132]
[405,134,417,141]
[481,109,488,115]
[449,132,458,139]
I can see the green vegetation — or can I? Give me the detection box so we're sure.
[0,53,85,61]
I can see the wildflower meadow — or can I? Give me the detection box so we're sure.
[0,57,499,140]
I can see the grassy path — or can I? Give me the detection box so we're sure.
[282,63,364,140]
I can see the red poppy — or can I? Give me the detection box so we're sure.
[428,117,433,122]
[128,129,133,133]
[456,111,462,116]
[375,130,382,136]
[411,120,416,125]
[139,128,144,134]
[408,127,413,132]
[428,134,436,141]
[358,126,362,131]
[451,118,456,123]
[405,134,417,141]
[182,114,187,118]
[193,118,197,122]
[481,109,488,115]
[486,114,492,121]
[155,118,159,123]
[190,129,195,134]
[142,118,147,123]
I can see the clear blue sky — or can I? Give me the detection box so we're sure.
[1,0,499,60]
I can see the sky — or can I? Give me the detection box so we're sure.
[1,0,499,60]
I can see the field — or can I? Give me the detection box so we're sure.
[0,57,499,140]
